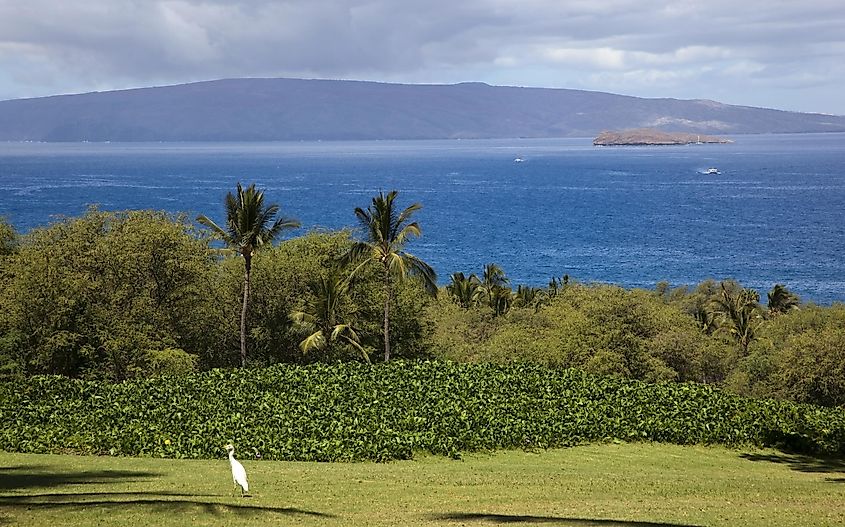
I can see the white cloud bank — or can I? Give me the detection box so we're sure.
[0,0,843,114]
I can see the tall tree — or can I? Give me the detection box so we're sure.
[767,284,800,316]
[344,190,436,361]
[197,183,299,366]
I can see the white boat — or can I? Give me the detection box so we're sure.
[704,167,720,175]
[513,157,524,163]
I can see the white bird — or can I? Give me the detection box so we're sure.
[225,443,249,496]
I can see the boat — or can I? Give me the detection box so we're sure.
[704,167,720,175]
[513,157,524,163]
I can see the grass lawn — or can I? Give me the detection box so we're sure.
[2,442,843,526]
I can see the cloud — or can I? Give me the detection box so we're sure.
[0,0,843,113]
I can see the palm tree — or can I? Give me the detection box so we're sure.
[712,282,762,355]
[197,183,299,366]
[446,272,480,308]
[476,263,511,316]
[513,284,548,311]
[547,274,569,299]
[767,284,800,316]
[692,299,718,335]
[344,190,437,362]
[290,268,368,362]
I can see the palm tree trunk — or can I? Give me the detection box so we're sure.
[383,268,391,362]
[240,255,251,367]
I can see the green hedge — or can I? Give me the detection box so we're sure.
[2,361,844,461]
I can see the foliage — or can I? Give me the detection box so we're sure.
[429,283,733,384]
[2,205,844,411]
[0,209,223,380]
[728,305,845,406]
[767,284,801,316]
[476,263,512,316]
[2,361,845,462]
[218,229,433,365]
[146,347,199,377]
[343,190,437,361]
[712,283,763,355]
[0,216,16,257]
[290,267,368,362]
[229,230,352,366]
[197,183,300,367]
[445,272,480,308]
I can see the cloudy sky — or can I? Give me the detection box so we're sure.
[1,0,843,114]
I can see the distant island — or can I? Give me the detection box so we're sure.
[0,78,844,142]
[594,128,733,146]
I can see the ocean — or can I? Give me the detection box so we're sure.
[1,134,843,303]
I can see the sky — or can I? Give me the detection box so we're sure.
[1,0,844,115]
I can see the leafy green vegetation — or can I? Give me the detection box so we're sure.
[343,190,437,361]
[1,189,844,412]
[0,209,223,379]
[2,361,844,461]
[0,216,16,257]
[197,182,300,366]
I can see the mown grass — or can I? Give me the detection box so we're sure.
[2,443,844,526]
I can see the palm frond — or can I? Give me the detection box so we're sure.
[394,221,422,246]
[299,331,327,353]
[401,251,438,295]
[396,202,423,228]
[195,214,232,244]
[265,216,301,244]
[340,334,370,363]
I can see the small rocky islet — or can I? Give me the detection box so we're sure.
[593,128,733,146]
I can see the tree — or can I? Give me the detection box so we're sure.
[767,284,800,316]
[344,190,436,361]
[0,209,220,379]
[547,275,569,299]
[197,183,299,367]
[513,284,548,311]
[713,282,762,355]
[0,217,16,257]
[290,267,368,362]
[476,263,511,316]
[446,272,480,308]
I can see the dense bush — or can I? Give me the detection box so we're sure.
[0,216,15,257]
[2,361,843,461]
[728,305,845,406]
[429,284,734,383]
[0,209,223,379]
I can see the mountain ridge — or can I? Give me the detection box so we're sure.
[1,77,843,141]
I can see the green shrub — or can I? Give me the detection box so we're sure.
[429,284,732,383]
[2,361,843,462]
[0,209,222,379]
[146,348,198,377]
[729,305,845,405]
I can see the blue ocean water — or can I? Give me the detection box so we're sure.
[1,134,844,303]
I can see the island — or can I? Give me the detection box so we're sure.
[593,128,733,146]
